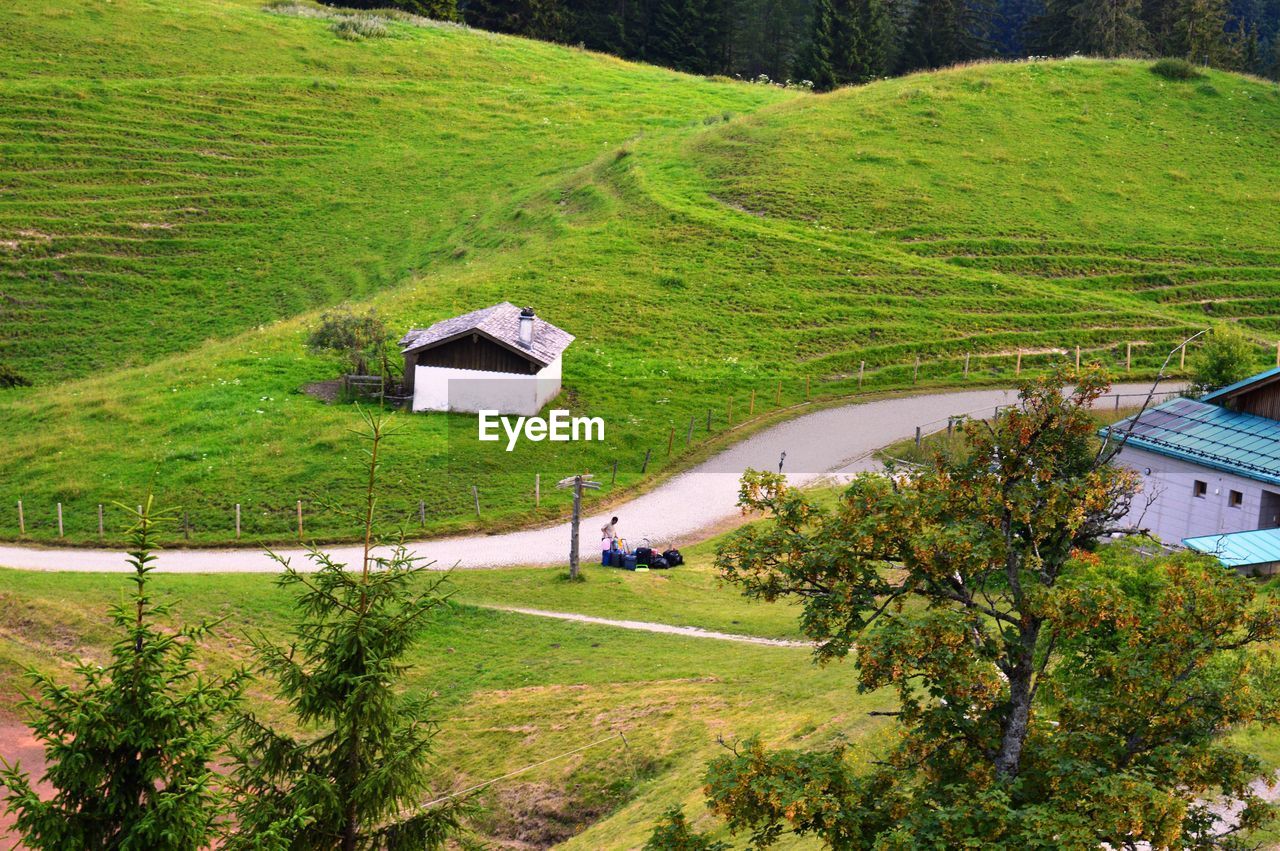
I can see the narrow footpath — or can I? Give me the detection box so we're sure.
[484,605,812,647]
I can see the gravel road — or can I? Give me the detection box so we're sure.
[0,383,1165,573]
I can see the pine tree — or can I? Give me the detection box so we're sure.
[400,0,461,19]
[1172,0,1236,65]
[829,0,894,84]
[900,0,978,71]
[1075,0,1152,54]
[995,0,1044,54]
[648,0,730,73]
[1142,0,1180,55]
[325,0,459,21]
[459,0,516,32]
[0,499,245,850]
[843,0,893,81]
[1034,0,1151,54]
[732,0,811,82]
[227,410,465,851]
[650,0,698,70]
[699,0,732,73]
[460,0,566,38]
[1240,21,1261,72]
[565,0,633,55]
[796,0,839,88]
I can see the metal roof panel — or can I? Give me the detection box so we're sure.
[1101,397,1280,487]
[1183,528,1280,568]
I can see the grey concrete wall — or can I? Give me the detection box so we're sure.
[1114,445,1279,544]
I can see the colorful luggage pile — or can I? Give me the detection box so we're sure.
[602,539,683,570]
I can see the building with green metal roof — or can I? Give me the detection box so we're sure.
[1102,367,1280,556]
[1183,528,1280,575]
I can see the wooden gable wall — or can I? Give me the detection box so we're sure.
[402,333,539,392]
[1225,381,1280,421]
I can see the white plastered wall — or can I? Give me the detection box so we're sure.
[412,355,563,417]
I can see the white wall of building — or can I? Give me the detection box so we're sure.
[1114,445,1280,544]
[412,355,563,416]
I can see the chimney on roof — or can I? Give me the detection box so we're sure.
[518,306,535,348]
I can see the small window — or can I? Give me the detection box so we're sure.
[1229,490,1244,508]
[1193,480,1208,499]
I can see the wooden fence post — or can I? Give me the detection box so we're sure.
[98,504,104,539]
[535,473,541,507]
[913,356,920,383]
[569,479,581,579]
[611,459,618,485]
[56,503,63,538]
[16,500,23,535]
[297,500,303,539]
[183,511,190,541]
[472,485,481,518]
[1015,350,1022,375]
[686,417,694,444]
[667,426,674,456]
[1126,342,1132,372]
[749,389,755,416]
[642,448,652,474]
[419,500,425,526]
[859,360,865,389]
[235,503,241,539]
[964,353,970,378]
[915,426,922,449]
[947,417,954,436]
[1180,344,1186,369]
[1075,345,1081,372]
[555,475,599,580]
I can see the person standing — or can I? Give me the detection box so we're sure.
[599,516,619,563]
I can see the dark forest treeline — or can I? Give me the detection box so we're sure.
[348,0,1280,88]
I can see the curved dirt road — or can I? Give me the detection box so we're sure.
[0,384,1164,573]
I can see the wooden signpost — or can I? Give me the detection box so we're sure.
[557,474,601,580]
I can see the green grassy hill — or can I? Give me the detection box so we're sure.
[0,0,787,379]
[3,8,1280,844]
[0,559,896,849]
[1,0,1279,545]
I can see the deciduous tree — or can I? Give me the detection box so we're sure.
[307,307,392,378]
[1189,325,1263,395]
[650,369,1280,847]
